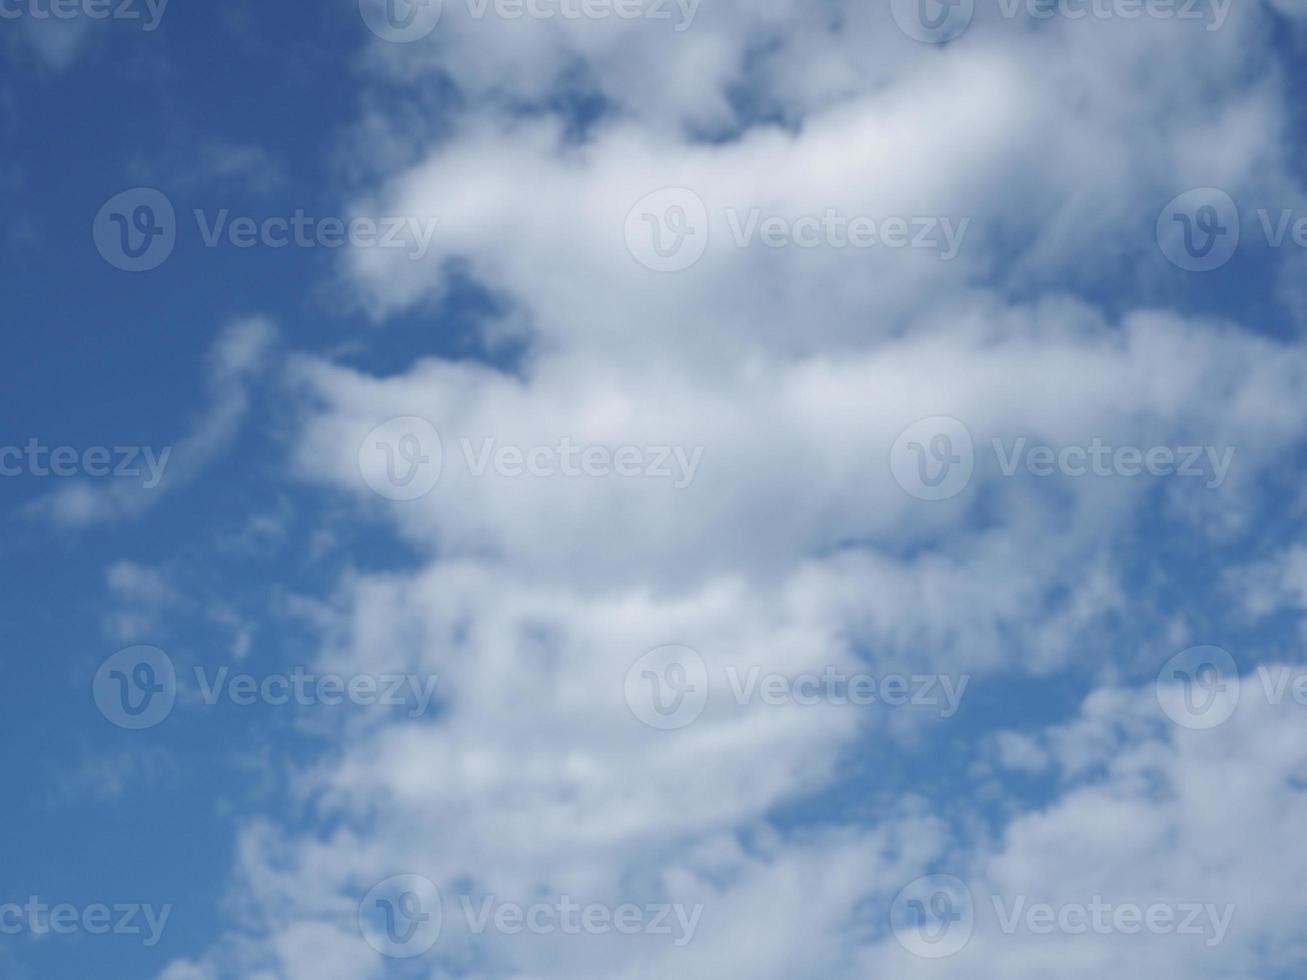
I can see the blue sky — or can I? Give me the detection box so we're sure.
[5,1,1307,978]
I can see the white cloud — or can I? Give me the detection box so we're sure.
[875,673,1307,979]
[159,3,1307,978]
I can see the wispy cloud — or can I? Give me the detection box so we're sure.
[26,316,278,529]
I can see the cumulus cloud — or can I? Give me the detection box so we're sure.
[883,673,1307,979]
[157,2,1307,978]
